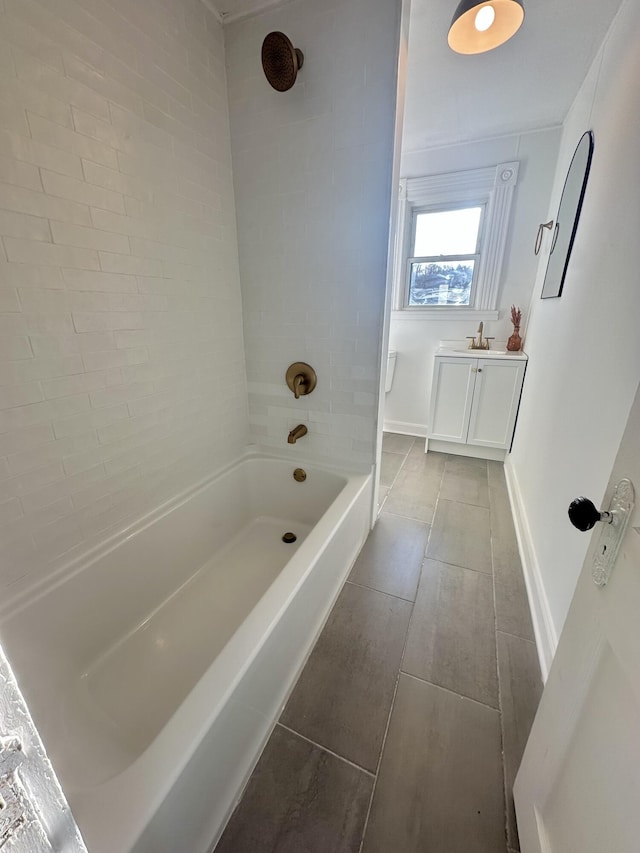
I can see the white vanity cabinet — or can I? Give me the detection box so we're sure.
[427,350,527,458]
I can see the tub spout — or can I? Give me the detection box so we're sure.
[288,424,308,444]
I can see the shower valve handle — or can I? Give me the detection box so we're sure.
[292,374,306,399]
[286,362,317,398]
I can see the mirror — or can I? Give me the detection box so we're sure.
[541,130,594,299]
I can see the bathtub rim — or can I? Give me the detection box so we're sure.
[68,458,371,852]
[2,448,372,852]
[0,446,369,622]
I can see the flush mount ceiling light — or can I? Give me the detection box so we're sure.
[448,0,524,54]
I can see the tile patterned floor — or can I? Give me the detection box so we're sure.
[215,434,543,853]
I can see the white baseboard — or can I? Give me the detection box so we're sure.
[383,419,427,437]
[504,457,558,682]
[427,439,506,461]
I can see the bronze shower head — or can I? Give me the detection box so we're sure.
[261,31,304,92]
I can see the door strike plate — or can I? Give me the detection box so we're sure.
[591,478,635,587]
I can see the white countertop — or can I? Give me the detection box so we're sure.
[437,346,528,361]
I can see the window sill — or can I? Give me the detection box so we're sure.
[391,309,500,321]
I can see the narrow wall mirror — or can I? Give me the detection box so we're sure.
[541,130,594,299]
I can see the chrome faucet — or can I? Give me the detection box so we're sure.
[466,322,494,350]
[287,424,308,444]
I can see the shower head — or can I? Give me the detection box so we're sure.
[261,31,304,92]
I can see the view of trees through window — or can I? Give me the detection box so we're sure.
[407,206,481,307]
[408,261,475,305]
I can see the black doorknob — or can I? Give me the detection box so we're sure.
[568,496,609,532]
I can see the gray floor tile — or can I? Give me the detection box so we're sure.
[447,452,487,468]
[440,455,490,507]
[348,513,429,601]
[489,485,520,585]
[384,453,444,524]
[380,450,404,487]
[495,579,535,641]
[487,459,508,492]
[402,443,445,473]
[497,631,543,851]
[427,499,492,574]
[281,583,412,773]
[490,486,534,640]
[362,675,506,853]
[215,725,372,853]
[382,432,415,454]
[402,559,498,708]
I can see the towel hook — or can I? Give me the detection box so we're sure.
[534,220,554,255]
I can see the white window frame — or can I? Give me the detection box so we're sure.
[392,161,519,317]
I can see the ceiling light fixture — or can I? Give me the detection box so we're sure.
[448,0,524,54]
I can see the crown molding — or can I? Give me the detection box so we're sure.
[200,0,293,25]
[199,0,224,23]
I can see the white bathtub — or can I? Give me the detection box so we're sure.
[0,452,372,853]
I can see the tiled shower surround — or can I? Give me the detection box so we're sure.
[0,0,400,600]
[226,0,399,467]
[0,0,247,597]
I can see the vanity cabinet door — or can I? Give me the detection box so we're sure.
[428,357,476,443]
[467,359,526,448]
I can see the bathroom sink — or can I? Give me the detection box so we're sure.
[437,346,527,360]
[473,348,509,356]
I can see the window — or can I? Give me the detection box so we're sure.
[393,162,519,314]
[407,206,484,307]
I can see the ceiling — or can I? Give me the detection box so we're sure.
[205,0,624,147]
[403,0,624,151]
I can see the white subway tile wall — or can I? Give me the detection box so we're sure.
[0,0,249,598]
[225,0,399,468]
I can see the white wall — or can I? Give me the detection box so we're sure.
[0,0,248,600]
[385,127,561,435]
[226,0,401,468]
[508,0,640,662]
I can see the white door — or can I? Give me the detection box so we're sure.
[428,356,475,443]
[467,359,525,449]
[514,383,640,853]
